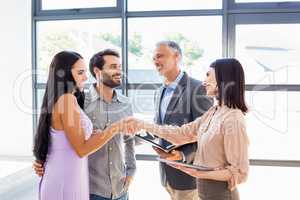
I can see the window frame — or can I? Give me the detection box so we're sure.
[32,0,300,167]
[35,0,122,17]
[228,0,300,10]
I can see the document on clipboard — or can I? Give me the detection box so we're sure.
[157,158,214,171]
[135,132,178,153]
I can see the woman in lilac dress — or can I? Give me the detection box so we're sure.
[33,51,134,200]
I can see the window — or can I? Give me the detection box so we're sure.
[127,16,222,155]
[246,91,300,160]
[128,0,221,11]
[30,2,300,199]
[236,0,300,3]
[36,19,121,83]
[235,24,300,85]
[128,89,156,155]
[239,166,300,199]
[234,22,300,160]
[37,89,45,114]
[129,90,156,116]
[41,0,117,10]
[128,16,222,84]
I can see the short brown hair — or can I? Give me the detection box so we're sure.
[89,49,120,78]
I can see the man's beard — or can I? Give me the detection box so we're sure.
[101,73,121,88]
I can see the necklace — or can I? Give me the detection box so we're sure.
[202,106,218,133]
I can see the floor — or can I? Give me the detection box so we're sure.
[0,160,169,200]
[1,159,300,200]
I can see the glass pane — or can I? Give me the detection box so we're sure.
[36,89,46,121]
[128,16,222,83]
[37,89,45,112]
[42,0,117,10]
[39,88,157,155]
[130,89,300,158]
[128,89,156,155]
[239,166,300,199]
[128,89,155,118]
[2,161,300,199]
[0,160,39,199]
[128,0,221,11]
[129,163,300,200]
[236,24,300,84]
[37,87,101,111]
[36,19,121,83]
[246,91,300,160]
[0,160,32,179]
[236,0,300,3]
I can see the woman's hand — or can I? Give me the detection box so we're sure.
[119,117,144,135]
[33,160,44,177]
[92,129,101,134]
[92,117,144,136]
[153,147,183,161]
[168,164,208,179]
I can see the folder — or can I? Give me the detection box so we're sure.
[135,132,192,153]
[157,158,214,171]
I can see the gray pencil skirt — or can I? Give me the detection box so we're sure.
[197,179,239,200]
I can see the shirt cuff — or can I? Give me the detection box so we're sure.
[180,151,186,163]
[126,167,136,177]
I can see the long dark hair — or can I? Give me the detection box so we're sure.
[33,51,83,162]
[210,58,248,113]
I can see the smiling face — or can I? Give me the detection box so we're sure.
[71,58,88,91]
[204,67,218,97]
[94,55,122,88]
[152,44,180,77]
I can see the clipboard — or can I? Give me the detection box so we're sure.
[135,132,177,153]
[157,158,214,171]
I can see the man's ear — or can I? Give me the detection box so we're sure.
[175,52,181,63]
[93,67,101,80]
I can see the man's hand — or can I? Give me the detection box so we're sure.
[119,117,144,135]
[123,176,133,191]
[153,147,183,161]
[33,160,44,177]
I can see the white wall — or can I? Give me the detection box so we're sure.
[0,1,32,156]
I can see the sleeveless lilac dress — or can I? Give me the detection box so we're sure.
[39,109,93,200]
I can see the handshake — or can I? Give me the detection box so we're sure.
[113,117,146,135]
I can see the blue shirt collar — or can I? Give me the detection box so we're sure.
[163,71,184,90]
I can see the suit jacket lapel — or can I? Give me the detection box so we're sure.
[163,73,188,123]
[154,86,165,124]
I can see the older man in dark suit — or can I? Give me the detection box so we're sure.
[152,41,212,200]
